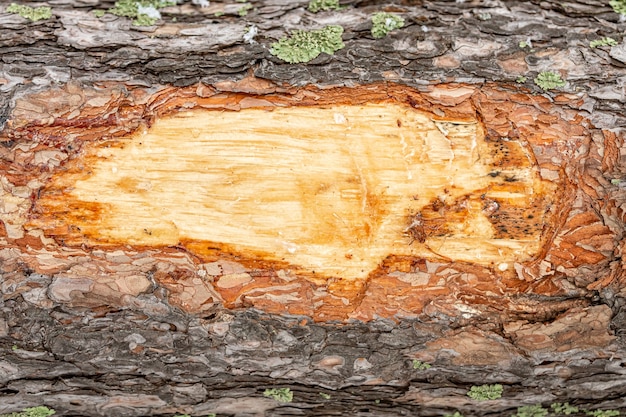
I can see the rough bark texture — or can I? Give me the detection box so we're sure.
[1,0,626,416]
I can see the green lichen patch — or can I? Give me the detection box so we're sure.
[238,3,252,16]
[263,388,293,403]
[585,410,620,417]
[0,406,56,417]
[466,384,503,401]
[270,25,345,63]
[513,405,548,417]
[534,71,566,91]
[308,0,342,13]
[610,0,626,16]
[107,0,175,26]
[590,37,618,48]
[371,12,404,39]
[132,13,157,25]
[6,3,52,22]
[550,402,579,415]
[411,359,431,370]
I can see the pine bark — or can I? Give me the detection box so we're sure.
[1,1,626,416]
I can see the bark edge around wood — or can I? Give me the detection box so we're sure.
[0,79,623,323]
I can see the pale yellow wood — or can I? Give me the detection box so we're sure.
[33,103,555,280]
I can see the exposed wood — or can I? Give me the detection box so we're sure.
[29,95,555,284]
[2,82,615,321]
[1,0,626,415]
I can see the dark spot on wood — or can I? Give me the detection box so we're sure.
[404,213,426,244]
[431,198,444,212]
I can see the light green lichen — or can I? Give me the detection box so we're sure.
[270,25,345,63]
[519,40,530,48]
[0,406,55,417]
[516,76,527,83]
[371,12,404,38]
[513,405,548,417]
[263,388,293,403]
[444,413,464,417]
[319,392,331,399]
[6,3,52,22]
[610,0,626,16]
[92,9,106,17]
[107,0,175,26]
[308,0,342,13]
[412,359,431,370]
[585,410,620,417]
[534,71,566,91]
[551,403,579,415]
[238,3,252,16]
[466,384,503,401]
[590,37,618,48]
[108,0,168,17]
[133,13,156,25]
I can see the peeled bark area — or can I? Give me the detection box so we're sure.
[4,83,607,321]
[32,103,551,276]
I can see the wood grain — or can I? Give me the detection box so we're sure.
[0,82,616,321]
[29,102,555,282]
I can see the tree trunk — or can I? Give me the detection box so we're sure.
[1,0,626,416]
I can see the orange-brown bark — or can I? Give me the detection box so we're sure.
[0,79,621,322]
